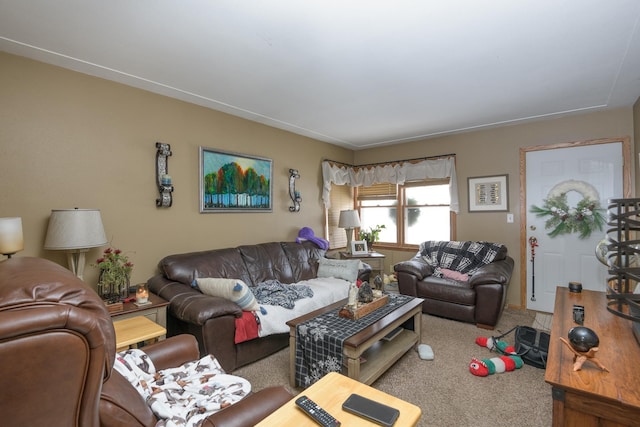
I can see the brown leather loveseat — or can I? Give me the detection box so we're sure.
[0,257,292,427]
[394,241,514,329]
[148,240,370,372]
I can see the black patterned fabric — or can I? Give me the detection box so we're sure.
[249,279,314,309]
[419,240,505,277]
[294,293,414,388]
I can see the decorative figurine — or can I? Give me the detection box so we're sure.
[357,281,374,303]
[559,326,608,372]
[348,282,358,307]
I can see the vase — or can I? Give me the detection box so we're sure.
[98,272,130,302]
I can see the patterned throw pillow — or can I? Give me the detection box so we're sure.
[193,278,260,312]
[316,257,360,282]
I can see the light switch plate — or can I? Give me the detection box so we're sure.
[507,213,514,223]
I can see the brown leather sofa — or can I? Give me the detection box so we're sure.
[393,242,514,329]
[148,241,370,372]
[0,257,292,427]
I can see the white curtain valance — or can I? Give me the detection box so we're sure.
[322,158,459,213]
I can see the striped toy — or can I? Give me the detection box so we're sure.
[469,336,523,377]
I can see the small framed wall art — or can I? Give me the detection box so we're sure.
[199,147,273,213]
[351,240,369,255]
[468,174,509,212]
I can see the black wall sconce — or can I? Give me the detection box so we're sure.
[156,142,173,207]
[289,169,301,212]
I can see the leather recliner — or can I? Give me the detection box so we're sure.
[0,257,292,427]
[394,242,514,329]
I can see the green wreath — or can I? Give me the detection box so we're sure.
[530,180,605,239]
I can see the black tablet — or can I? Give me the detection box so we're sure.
[342,393,400,427]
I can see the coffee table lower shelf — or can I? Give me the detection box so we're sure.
[343,328,419,385]
[288,297,423,387]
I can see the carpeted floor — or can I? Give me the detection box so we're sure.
[234,307,552,427]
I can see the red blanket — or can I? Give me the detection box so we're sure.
[234,311,259,344]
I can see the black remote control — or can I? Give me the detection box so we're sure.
[295,395,341,427]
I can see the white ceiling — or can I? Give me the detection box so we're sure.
[2,1,640,150]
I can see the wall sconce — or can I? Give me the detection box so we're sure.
[0,217,24,259]
[156,142,173,207]
[289,169,301,212]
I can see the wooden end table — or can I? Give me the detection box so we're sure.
[256,371,422,426]
[340,251,386,278]
[109,291,169,328]
[113,316,167,352]
[287,296,423,386]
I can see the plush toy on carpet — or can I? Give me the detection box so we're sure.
[469,336,523,377]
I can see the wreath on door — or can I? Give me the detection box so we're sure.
[530,180,605,239]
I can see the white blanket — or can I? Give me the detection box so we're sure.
[113,349,251,427]
[255,277,350,337]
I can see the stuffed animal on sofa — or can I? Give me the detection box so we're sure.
[469,336,523,377]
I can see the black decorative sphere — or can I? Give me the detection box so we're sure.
[568,326,599,352]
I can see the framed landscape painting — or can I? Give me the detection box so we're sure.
[199,147,273,213]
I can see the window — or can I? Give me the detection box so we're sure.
[356,179,454,248]
[325,183,354,249]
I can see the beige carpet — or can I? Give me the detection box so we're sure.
[234,308,552,427]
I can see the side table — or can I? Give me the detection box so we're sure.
[256,372,421,426]
[110,291,169,328]
[113,316,167,352]
[340,251,386,278]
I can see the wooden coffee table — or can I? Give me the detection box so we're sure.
[256,371,422,426]
[287,296,423,386]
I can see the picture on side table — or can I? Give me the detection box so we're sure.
[351,240,368,255]
[468,174,509,212]
[199,147,273,213]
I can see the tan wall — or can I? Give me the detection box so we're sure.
[635,97,640,189]
[1,51,638,309]
[0,52,354,287]
[356,110,636,308]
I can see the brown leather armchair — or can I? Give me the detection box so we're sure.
[394,242,514,329]
[0,257,292,427]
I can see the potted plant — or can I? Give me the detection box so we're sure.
[93,247,134,302]
[359,224,386,251]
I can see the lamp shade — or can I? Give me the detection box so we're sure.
[338,210,361,229]
[44,209,107,250]
[0,217,24,256]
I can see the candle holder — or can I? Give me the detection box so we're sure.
[289,168,301,212]
[134,283,151,306]
[156,142,173,207]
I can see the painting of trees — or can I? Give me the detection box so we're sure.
[200,148,272,212]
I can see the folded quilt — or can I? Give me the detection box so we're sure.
[113,349,251,427]
[419,241,504,278]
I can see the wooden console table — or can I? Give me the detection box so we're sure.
[545,287,640,426]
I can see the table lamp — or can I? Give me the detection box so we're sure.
[0,217,24,259]
[44,208,107,280]
[339,210,361,254]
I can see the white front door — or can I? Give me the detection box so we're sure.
[524,142,625,313]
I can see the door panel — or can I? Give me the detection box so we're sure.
[524,142,625,312]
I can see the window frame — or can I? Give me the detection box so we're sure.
[355,179,456,250]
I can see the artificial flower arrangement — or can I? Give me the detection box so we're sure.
[93,247,134,301]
